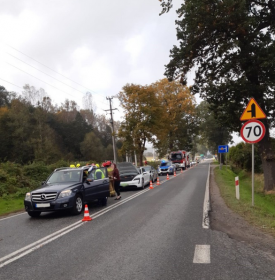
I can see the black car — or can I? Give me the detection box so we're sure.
[24,166,110,217]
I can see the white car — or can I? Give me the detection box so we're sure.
[117,162,150,189]
[141,165,158,182]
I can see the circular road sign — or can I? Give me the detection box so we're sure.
[240,120,266,144]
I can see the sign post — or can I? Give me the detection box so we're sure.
[235,176,240,200]
[240,98,266,206]
[240,120,266,206]
[218,145,229,170]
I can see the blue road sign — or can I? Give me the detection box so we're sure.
[218,145,229,153]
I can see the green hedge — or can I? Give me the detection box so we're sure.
[229,142,262,172]
[0,160,70,198]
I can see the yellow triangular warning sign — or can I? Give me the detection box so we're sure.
[240,98,266,121]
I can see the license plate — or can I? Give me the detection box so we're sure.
[36,203,50,208]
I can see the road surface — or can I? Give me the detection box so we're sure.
[1,161,275,279]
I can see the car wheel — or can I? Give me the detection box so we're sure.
[70,195,83,215]
[142,178,145,189]
[100,197,108,206]
[150,176,153,182]
[28,211,41,218]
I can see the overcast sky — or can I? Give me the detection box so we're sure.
[0,0,244,145]
[0,0,189,116]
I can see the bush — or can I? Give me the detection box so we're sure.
[48,160,70,171]
[229,142,262,172]
[0,160,69,198]
[23,162,51,182]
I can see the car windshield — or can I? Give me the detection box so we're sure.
[47,170,81,183]
[160,162,170,167]
[170,153,182,159]
[143,166,151,171]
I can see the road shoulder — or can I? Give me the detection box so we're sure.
[209,165,275,256]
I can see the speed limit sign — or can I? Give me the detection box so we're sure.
[240,119,266,144]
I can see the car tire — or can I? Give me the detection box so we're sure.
[100,197,108,206]
[70,194,83,215]
[142,178,145,189]
[28,211,41,218]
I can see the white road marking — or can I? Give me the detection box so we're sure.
[193,245,211,264]
[202,164,210,229]
[0,212,26,221]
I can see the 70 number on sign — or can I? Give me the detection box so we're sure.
[240,120,266,144]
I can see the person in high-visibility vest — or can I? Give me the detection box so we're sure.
[94,164,105,179]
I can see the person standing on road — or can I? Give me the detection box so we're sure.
[112,163,121,200]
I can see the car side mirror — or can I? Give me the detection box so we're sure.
[86,178,93,183]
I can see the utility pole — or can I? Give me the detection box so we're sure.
[105,97,118,164]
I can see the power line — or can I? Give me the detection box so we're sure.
[4,61,80,99]
[0,77,22,89]
[0,75,109,114]
[3,51,88,95]
[1,41,97,94]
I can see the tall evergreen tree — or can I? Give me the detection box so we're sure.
[161,0,275,191]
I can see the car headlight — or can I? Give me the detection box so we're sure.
[133,178,140,184]
[59,189,72,198]
[25,192,31,201]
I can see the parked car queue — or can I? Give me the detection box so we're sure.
[24,160,183,218]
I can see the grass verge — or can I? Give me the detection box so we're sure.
[214,165,275,238]
[0,196,25,217]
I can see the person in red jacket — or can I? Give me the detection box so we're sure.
[112,163,121,200]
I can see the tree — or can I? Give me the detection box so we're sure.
[162,0,275,191]
[152,79,196,157]
[80,132,104,162]
[82,92,96,112]
[118,84,161,166]
[196,101,232,161]
[22,85,48,106]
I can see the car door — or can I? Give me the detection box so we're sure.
[149,167,155,182]
[141,167,150,185]
[83,167,109,202]
[151,167,157,181]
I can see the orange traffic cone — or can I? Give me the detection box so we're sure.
[166,173,169,180]
[156,177,160,186]
[82,204,92,222]
[174,170,176,177]
[149,180,154,189]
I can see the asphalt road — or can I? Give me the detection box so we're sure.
[1,160,275,280]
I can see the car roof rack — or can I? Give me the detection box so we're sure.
[54,167,70,171]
